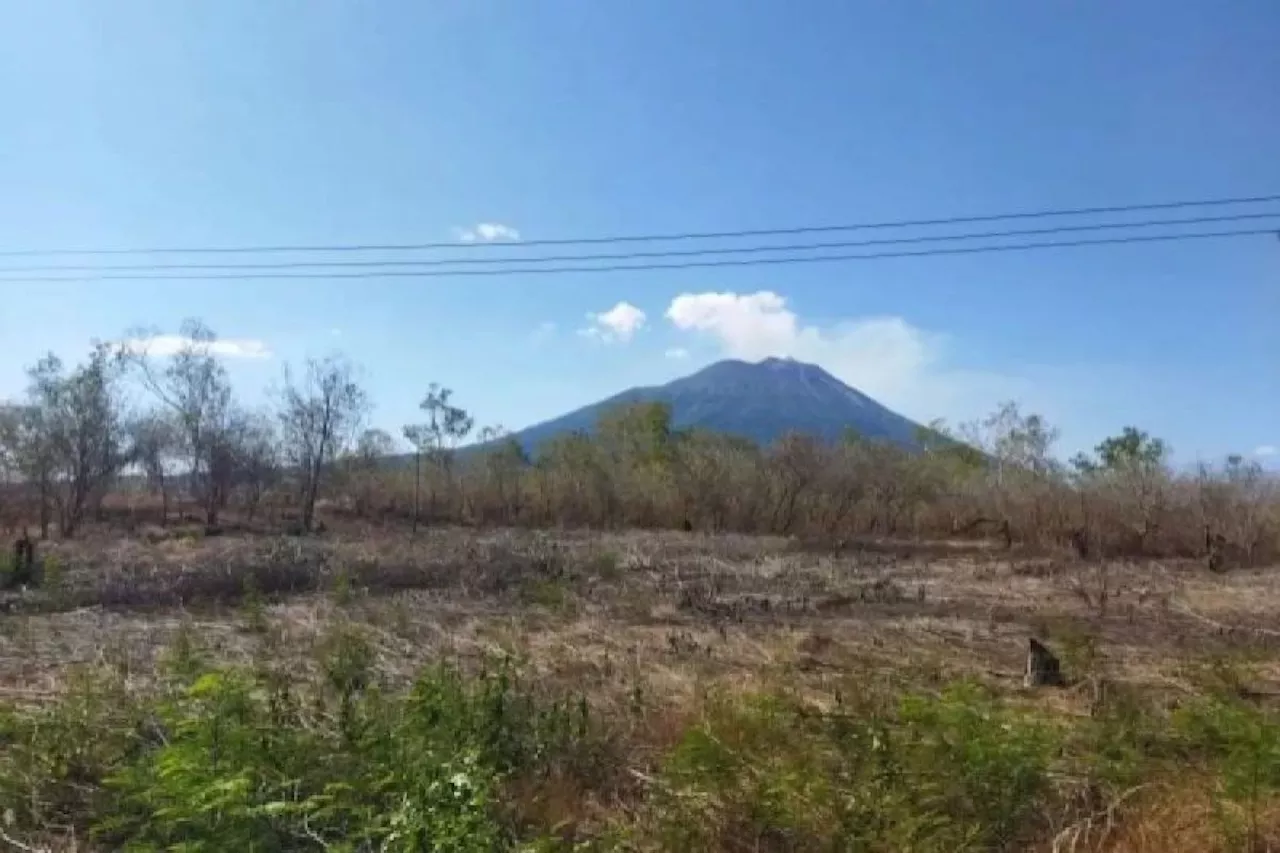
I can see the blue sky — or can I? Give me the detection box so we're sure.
[1,0,1277,462]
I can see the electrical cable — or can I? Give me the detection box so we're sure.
[1,192,1277,257]
[1,210,1275,274]
[1,227,1273,282]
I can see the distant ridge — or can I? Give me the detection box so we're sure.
[495,357,929,454]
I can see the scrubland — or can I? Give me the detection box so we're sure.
[5,330,1280,849]
[3,522,1280,852]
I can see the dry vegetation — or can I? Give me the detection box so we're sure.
[2,323,1280,851]
[4,527,1280,851]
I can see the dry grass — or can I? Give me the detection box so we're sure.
[5,525,1274,691]
[6,527,1280,703]
[3,526,1280,851]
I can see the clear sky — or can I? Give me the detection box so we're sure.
[1,0,1277,462]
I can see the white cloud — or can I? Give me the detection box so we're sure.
[667,291,800,357]
[454,222,521,243]
[579,301,647,343]
[665,290,1032,425]
[1256,445,1277,458]
[119,334,272,360]
[665,347,690,360]
[531,321,557,343]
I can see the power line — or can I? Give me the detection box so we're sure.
[2,210,1276,274]
[2,192,1278,258]
[2,227,1273,282]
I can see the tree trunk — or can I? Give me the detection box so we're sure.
[303,468,321,532]
[412,451,421,535]
[38,472,51,540]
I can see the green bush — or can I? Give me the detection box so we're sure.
[1074,684,1176,790]
[655,681,1058,852]
[0,636,602,851]
[0,667,144,829]
[7,640,1280,851]
[1173,696,1280,849]
[90,655,601,851]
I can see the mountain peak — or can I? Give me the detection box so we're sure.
[688,355,833,381]
[499,357,926,454]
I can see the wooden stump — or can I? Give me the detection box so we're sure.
[9,531,35,588]
[1023,638,1064,688]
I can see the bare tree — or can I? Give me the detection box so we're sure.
[232,411,280,522]
[403,384,473,531]
[0,403,55,537]
[0,413,14,531]
[474,425,528,524]
[963,402,1063,545]
[278,355,369,532]
[346,428,397,518]
[129,319,236,525]
[768,432,823,534]
[22,345,130,537]
[127,411,180,525]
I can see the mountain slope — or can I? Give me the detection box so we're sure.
[502,357,929,453]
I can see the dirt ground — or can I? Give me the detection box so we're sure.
[4,526,1279,715]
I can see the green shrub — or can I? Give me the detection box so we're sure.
[522,578,575,615]
[15,648,602,850]
[0,667,143,830]
[18,639,1276,851]
[1074,684,1176,790]
[655,681,1058,852]
[1174,696,1280,849]
[331,564,355,607]
[237,572,268,634]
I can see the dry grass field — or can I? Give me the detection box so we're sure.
[4,524,1280,851]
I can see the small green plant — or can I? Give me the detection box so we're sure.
[1052,622,1102,683]
[589,550,622,582]
[1181,651,1265,700]
[331,564,355,606]
[237,573,267,634]
[40,550,63,590]
[391,596,413,637]
[35,550,66,608]
[522,577,575,615]
[160,619,206,686]
[316,620,376,740]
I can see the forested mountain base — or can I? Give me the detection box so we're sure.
[0,321,1275,564]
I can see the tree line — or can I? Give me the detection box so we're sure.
[1,320,1276,564]
[0,320,366,538]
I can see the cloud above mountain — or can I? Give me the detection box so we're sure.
[665,289,1031,425]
